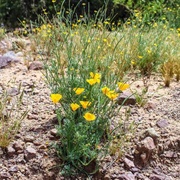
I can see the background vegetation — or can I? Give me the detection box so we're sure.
[0,0,179,28]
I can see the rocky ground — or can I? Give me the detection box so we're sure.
[0,36,179,179]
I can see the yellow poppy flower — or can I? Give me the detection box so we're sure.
[80,101,91,109]
[102,86,110,95]
[70,103,80,111]
[90,72,101,83]
[106,91,119,100]
[86,78,97,85]
[50,94,62,104]
[83,112,96,121]
[73,88,85,95]
[118,82,130,91]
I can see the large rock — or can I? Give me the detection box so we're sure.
[117,91,136,105]
[135,137,156,166]
[0,51,19,68]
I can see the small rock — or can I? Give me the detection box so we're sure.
[156,119,169,128]
[124,157,135,169]
[162,151,177,158]
[25,146,37,160]
[144,102,156,110]
[9,165,19,173]
[141,137,156,152]
[144,128,160,144]
[104,174,111,180]
[28,61,43,70]
[39,144,46,149]
[0,172,11,179]
[149,174,166,180]
[13,141,24,151]
[145,128,160,139]
[131,167,139,173]
[118,172,135,180]
[7,87,19,96]
[50,128,58,136]
[117,91,136,105]
[24,135,35,142]
[7,146,16,156]
[33,140,41,146]
[16,154,26,163]
[27,113,39,120]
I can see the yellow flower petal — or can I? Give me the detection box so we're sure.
[102,86,110,95]
[73,88,85,95]
[50,94,62,104]
[83,112,96,121]
[118,82,130,91]
[80,101,91,109]
[106,92,119,100]
[86,78,97,85]
[70,103,80,111]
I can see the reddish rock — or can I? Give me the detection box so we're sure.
[141,137,156,152]
[118,172,135,180]
[24,135,35,142]
[28,61,43,70]
[25,146,37,160]
[7,146,16,156]
[150,174,166,180]
[124,157,135,169]
[156,119,169,128]
[117,92,136,105]
[13,141,24,151]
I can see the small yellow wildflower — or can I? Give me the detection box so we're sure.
[70,103,80,111]
[84,112,96,121]
[106,90,119,100]
[86,78,97,85]
[118,82,130,91]
[52,0,56,2]
[131,60,136,65]
[138,55,143,59]
[80,101,91,109]
[147,50,151,54]
[102,86,110,95]
[90,72,101,83]
[50,94,62,104]
[73,88,85,95]
[103,38,107,43]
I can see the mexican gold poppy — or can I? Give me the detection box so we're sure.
[50,94,62,104]
[73,88,85,95]
[80,101,91,109]
[102,86,110,95]
[83,112,96,121]
[118,82,130,91]
[86,78,97,85]
[70,103,80,111]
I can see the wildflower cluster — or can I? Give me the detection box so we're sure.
[49,68,130,174]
